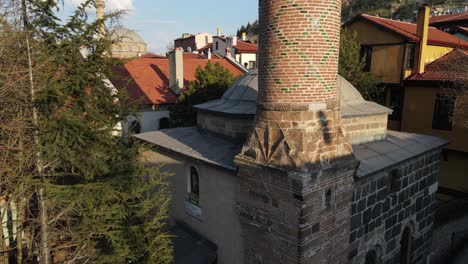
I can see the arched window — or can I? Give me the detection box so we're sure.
[400,227,412,264]
[159,117,170,130]
[365,250,378,264]
[189,166,199,198]
[215,41,219,51]
[129,120,141,134]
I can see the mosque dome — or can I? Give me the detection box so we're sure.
[113,28,146,44]
[111,28,148,59]
[194,70,391,117]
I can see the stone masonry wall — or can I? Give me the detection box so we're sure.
[342,114,388,145]
[348,149,441,264]
[236,154,357,264]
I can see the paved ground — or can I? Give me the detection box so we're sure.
[453,246,468,264]
[431,195,468,264]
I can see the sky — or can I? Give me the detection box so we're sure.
[63,0,258,54]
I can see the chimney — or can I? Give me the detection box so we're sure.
[217,27,221,37]
[235,0,357,263]
[168,47,184,94]
[207,48,212,60]
[95,0,105,38]
[415,5,430,74]
[242,32,247,41]
[226,36,237,57]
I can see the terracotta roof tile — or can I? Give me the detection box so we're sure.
[182,53,208,59]
[429,12,468,25]
[110,56,244,106]
[140,53,166,59]
[359,14,468,48]
[405,49,468,82]
[234,40,258,53]
[198,43,212,51]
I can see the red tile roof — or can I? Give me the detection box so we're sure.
[429,12,468,25]
[110,55,245,106]
[140,53,166,59]
[198,43,212,52]
[405,49,468,82]
[234,40,258,53]
[358,14,468,48]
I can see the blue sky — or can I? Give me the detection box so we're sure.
[63,0,258,54]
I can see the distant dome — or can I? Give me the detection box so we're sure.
[112,28,146,44]
[111,28,148,59]
[194,70,391,117]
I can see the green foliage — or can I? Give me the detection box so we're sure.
[339,30,382,100]
[22,0,173,262]
[170,61,238,127]
[236,20,259,39]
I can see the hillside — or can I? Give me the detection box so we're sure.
[342,0,468,21]
[237,0,468,36]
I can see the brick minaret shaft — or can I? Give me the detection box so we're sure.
[235,0,359,263]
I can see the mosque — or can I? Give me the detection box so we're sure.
[129,1,447,263]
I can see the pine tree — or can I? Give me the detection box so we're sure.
[0,0,173,262]
[170,61,238,127]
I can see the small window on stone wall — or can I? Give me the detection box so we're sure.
[390,169,400,193]
[325,189,332,208]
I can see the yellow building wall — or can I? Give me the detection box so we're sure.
[440,151,468,193]
[345,20,406,84]
[345,20,404,45]
[423,45,453,65]
[402,85,468,192]
[345,20,454,83]
[401,85,468,152]
[371,45,405,84]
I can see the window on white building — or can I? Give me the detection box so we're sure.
[187,166,200,205]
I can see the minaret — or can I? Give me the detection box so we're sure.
[95,0,105,38]
[235,0,359,263]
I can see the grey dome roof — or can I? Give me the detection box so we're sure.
[194,70,391,117]
[112,28,146,44]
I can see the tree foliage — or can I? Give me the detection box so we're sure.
[339,30,382,100]
[0,0,173,263]
[170,61,238,127]
[236,20,259,41]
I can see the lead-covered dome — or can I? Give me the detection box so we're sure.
[111,28,148,59]
[194,70,391,117]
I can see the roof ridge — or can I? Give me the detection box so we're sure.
[431,12,467,22]
[362,14,414,25]
[361,14,418,38]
